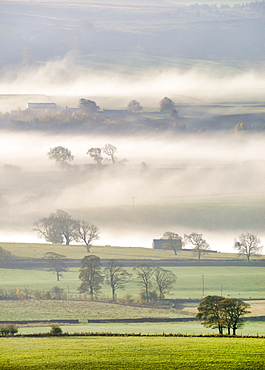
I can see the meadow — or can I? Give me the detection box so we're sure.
[0,336,264,370]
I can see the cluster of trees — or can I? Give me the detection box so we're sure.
[163,231,263,261]
[78,255,177,302]
[34,209,99,250]
[48,143,119,169]
[197,295,251,335]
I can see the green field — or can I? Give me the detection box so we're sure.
[0,264,264,300]
[0,337,264,369]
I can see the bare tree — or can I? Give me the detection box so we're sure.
[102,143,117,164]
[76,221,99,252]
[154,267,177,299]
[105,260,132,301]
[47,146,74,168]
[184,232,210,260]
[133,264,154,303]
[234,232,263,262]
[78,255,104,300]
[162,231,182,255]
[43,252,68,281]
[87,148,103,168]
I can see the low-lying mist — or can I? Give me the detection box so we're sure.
[0,130,265,252]
[1,56,265,112]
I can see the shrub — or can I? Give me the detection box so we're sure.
[49,325,63,336]
[0,324,18,336]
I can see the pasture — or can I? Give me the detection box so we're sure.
[0,336,264,370]
[0,264,264,300]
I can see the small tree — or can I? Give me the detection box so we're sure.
[127,100,142,113]
[184,232,210,260]
[160,97,175,112]
[154,267,177,300]
[105,260,132,301]
[43,252,68,281]
[0,324,18,336]
[234,232,263,262]
[79,98,99,112]
[102,143,117,165]
[87,148,103,168]
[78,255,104,300]
[49,325,63,336]
[50,286,66,300]
[162,232,182,255]
[47,146,74,168]
[133,264,154,303]
[76,221,99,252]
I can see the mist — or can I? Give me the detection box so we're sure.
[1,57,265,111]
[0,130,265,252]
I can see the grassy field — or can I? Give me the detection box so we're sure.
[0,264,264,300]
[17,321,265,336]
[1,336,264,369]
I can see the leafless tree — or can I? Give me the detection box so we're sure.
[234,232,263,262]
[154,267,177,299]
[76,221,99,252]
[105,260,131,301]
[102,143,117,164]
[134,264,154,303]
[184,232,210,260]
[162,231,182,255]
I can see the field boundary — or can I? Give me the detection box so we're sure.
[3,258,265,268]
[1,316,264,325]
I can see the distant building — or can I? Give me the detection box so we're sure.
[152,239,182,251]
[27,103,57,110]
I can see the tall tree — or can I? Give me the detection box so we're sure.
[133,264,154,303]
[196,295,226,335]
[34,210,78,245]
[105,260,132,301]
[184,232,210,260]
[47,146,74,168]
[220,298,251,335]
[34,216,64,244]
[43,252,68,281]
[154,267,177,300]
[87,148,103,168]
[78,255,104,300]
[234,232,263,262]
[76,221,99,252]
[162,231,182,255]
[102,143,117,164]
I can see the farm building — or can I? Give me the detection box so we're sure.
[152,239,182,251]
[27,102,57,111]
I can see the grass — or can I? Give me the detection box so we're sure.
[0,264,264,300]
[17,321,265,336]
[0,336,264,369]
[1,240,263,260]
